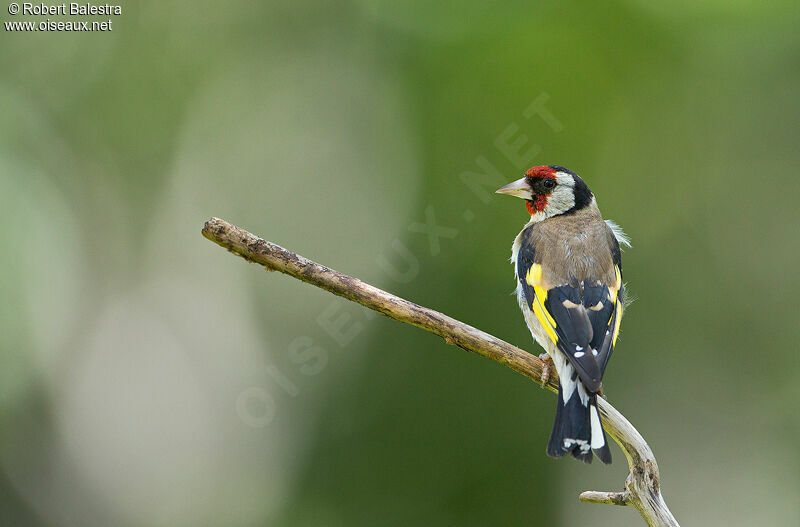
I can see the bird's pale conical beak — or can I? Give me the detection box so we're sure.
[495,177,532,199]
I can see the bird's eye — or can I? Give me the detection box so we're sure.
[543,179,556,189]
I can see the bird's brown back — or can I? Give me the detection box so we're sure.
[524,202,618,289]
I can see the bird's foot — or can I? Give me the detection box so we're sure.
[538,353,553,387]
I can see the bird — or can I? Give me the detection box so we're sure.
[496,165,630,464]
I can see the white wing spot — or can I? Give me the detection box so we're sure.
[574,351,585,358]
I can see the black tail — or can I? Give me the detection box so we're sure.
[547,385,611,464]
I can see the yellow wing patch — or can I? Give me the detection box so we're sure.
[612,300,623,346]
[532,296,559,344]
[525,263,543,287]
[605,265,623,346]
[607,265,622,303]
[525,263,558,343]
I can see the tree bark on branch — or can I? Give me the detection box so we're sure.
[201,217,680,527]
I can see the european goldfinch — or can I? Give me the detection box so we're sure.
[496,165,629,464]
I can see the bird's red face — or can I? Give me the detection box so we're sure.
[522,166,558,214]
[496,165,593,220]
[496,165,560,214]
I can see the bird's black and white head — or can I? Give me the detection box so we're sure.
[496,165,594,222]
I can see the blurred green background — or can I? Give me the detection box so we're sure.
[2,1,799,525]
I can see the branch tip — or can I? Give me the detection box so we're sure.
[580,490,631,506]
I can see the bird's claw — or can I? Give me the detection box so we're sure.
[538,353,553,387]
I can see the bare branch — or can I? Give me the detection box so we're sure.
[580,490,631,506]
[202,217,680,527]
